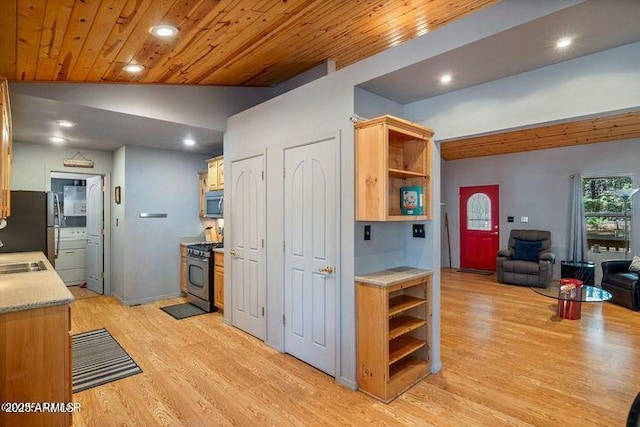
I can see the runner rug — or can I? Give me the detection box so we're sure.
[72,328,142,393]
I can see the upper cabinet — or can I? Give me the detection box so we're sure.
[0,78,12,219]
[207,156,224,191]
[355,115,433,221]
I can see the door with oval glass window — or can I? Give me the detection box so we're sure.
[459,185,499,271]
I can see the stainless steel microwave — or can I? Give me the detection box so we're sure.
[204,190,223,218]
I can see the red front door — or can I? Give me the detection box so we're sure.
[460,185,499,271]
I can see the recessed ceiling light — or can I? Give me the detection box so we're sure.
[440,73,453,84]
[49,136,67,144]
[123,64,145,73]
[150,24,179,37]
[556,37,572,48]
[55,120,76,128]
[183,139,196,146]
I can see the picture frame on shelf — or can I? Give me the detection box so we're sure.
[400,186,423,215]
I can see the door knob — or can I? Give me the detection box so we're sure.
[318,265,334,274]
[491,232,498,235]
[230,249,237,256]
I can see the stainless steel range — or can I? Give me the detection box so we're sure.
[186,242,223,312]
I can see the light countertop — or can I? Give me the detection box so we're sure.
[0,252,74,314]
[355,266,433,287]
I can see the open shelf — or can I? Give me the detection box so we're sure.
[355,115,433,221]
[389,335,426,365]
[356,269,432,402]
[388,315,427,340]
[386,215,430,222]
[389,295,426,317]
[388,356,430,394]
[388,168,428,179]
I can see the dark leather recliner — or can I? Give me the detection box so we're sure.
[496,230,555,288]
[601,260,640,311]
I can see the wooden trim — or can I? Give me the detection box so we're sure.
[1,1,497,86]
[441,110,640,160]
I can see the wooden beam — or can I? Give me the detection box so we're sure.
[440,111,640,160]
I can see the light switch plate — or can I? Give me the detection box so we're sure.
[364,225,371,240]
[413,224,425,238]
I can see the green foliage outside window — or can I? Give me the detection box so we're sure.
[583,176,632,233]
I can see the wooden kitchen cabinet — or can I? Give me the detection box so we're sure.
[198,170,208,217]
[207,156,224,191]
[0,77,12,219]
[356,268,432,402]
[0,304,72,426]
[180,245,187,294]
[214,251,224,310]
[355,115,433,221]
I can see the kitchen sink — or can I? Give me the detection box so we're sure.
[0,261,47,274]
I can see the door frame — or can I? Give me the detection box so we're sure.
[223,151,267,332]
[274,131,342,382]
[47,170,110,295]
[280,132,342,379]
[457,182,501,270]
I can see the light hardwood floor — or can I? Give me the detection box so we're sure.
[68,269,640,426]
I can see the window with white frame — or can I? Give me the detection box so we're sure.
[584,176,634,253]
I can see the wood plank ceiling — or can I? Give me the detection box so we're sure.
[0,0,497,87]
[440,110,640,160]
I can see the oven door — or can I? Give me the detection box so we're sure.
[187,254,210,301]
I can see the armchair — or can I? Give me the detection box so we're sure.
[601,259,639,311]
[496,230,555,288]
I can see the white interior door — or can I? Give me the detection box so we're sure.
[86,176,104,294]
[230,155,266,340]
[284,136,337,376]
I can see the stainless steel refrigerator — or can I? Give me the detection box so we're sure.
[0,191,56,265]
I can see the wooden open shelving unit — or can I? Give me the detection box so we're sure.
[355,115,434,221]
[356,270,432,402]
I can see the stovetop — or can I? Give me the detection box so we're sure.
[188,242,223,251]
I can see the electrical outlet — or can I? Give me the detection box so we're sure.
[520,216,529,223]
[507,216,514,223]
[364,225,371,240]
[413,224,425,238]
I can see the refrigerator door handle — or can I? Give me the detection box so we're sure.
[54,193,62,258]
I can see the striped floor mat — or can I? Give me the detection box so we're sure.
[72,328,142,393]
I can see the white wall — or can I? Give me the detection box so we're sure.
[10,83,272,132]
[401,42,640,273]
[442,139,640,274]
[225,72,359,388]
[11,141,114,293]
[222,0,578,389]
[111,147,126,300]
[354,87,403,120]
[115,146,211,304]
[353,88,440,277]
[403,42,640,139]
[11,141,113,191]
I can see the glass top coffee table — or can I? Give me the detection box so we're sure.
[531,281,612,320]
